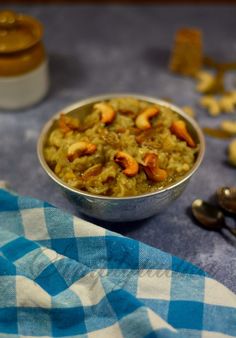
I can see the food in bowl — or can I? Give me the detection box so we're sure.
[43,97,199,197]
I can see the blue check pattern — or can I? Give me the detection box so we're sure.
[0,186,236,337]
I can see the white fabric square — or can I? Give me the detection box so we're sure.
[70,270,106,306]
[137,269,172,300]
[16,275,51,308]
[204,277,236,308]
[42,248,64,263]
[73,217,106,237]
[21,208,49,240]
[88,322,123,338]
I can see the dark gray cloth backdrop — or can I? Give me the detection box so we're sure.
[0,5,236,292]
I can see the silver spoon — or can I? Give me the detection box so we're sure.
[217,187,236,214]
[192,199,236,236]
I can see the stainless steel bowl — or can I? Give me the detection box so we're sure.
[37,94,205,222]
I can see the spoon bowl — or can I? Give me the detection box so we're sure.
[192,199,236,236]
[217,187,236,214]
[192,199,225,231]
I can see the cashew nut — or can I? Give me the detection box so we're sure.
[94,102,116,125]
[170,120,196,148]
[199,96,221,116]
[221,120,236,135]
[219,94,236,113]
[135,106,159,130]
[67,141,97,162]
[228,139,236,167]
[196,71,215,93]
[59,114,80,133]
[114,151,139,177]
[143,153,167,182]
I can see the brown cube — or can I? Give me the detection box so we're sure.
[169,28,203,77]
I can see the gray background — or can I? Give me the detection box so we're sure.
[1,5,236,292]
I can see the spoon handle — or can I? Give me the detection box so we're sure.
[224,224,236,237]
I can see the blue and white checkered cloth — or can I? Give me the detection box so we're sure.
[0,185,235,338]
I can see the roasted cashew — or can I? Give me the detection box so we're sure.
[94,102,116,125]
[135,106,159,130]
[67,141,97,162]
[114,151,139,177]
[196,71,215,93]
[228,139,236,167]
[170,120,196,148]
[219,94,236,113]
[143,153,167,182]
[59,114,80,133]
[221,120,236,135]
[199,96,221,116]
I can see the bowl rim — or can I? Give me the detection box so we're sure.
[37,93,205,200]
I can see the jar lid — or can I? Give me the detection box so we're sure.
[0,10,43,53]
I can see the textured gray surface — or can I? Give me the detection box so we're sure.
[0,5,236,292]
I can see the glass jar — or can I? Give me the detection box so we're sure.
[0,10,49,109]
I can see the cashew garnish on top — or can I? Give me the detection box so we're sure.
[114,151,139,177]
[94,102,116,125]
[143,153,167,182]
[59,114,80,133]
[135,106,159,130]
[67,141,97,162]
[170,120,196,148]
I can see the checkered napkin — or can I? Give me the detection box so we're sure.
[0,186,236,338]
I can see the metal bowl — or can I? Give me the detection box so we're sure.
[37,94,205,222]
